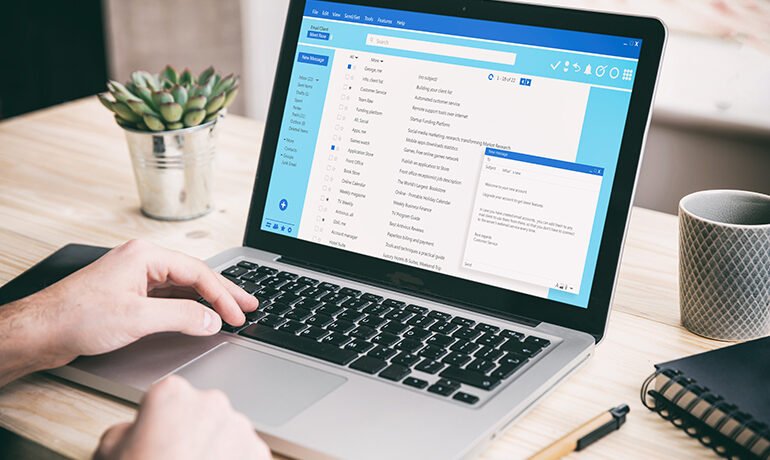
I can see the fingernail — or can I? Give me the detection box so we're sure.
[203,310,215,331]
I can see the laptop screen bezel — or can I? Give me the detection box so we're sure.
[243,0,666,342]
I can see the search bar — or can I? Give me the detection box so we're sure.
[366,34,516,66]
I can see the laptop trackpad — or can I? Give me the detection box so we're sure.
[174,342,346,426]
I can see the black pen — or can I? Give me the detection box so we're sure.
[529,404,630,460]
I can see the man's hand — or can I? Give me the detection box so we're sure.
[0,239,258,385]
[94,375,272,460]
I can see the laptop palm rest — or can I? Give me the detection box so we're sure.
[174,342,347,426]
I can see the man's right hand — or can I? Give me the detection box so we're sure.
[94,375,271,460]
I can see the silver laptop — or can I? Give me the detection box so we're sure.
[52,1,665,458]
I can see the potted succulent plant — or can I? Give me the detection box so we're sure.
[98,65,239,220]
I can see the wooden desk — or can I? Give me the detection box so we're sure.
[0,99,725,459]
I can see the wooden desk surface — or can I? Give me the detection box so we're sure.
[0,98,725,459]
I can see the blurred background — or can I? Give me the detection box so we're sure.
[1,0,768,213]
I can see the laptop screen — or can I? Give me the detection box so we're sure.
[260,0,642,309]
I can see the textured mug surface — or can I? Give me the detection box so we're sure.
[678,190,770,341]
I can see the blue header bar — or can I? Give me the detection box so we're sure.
[485,148,605,176]
[304,0,641,59]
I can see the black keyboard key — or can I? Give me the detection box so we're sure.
[302,287,330,299]
[285,307,313,322]
[451,316,476,327]
[490,361,524,380]
[318,282,340,291]
[359,315,387,329]
[501,329,525,340]
[241,272,267,283]
[368,346,397,360]
[475,346,504,361]
[275,292,301,305]
[236,261,258,270]
[341,298,369,311]
[245,310,266,322]
[427,379,460,396]
[339,287,362,297]
[427,333,454,348]
[277,320,307,334]
[295,298,322,311]
[328,320,355,334]
[524,336,551,349]
[379,364,411,381]
[453,392,479,405]
[222,265,248,278]
[453,327,482,341]
[297,276,318,285]
[276,271,298,280]
[382,299,406,309]
[238,280,260,294]
[396,339,423,353]
[403,327,431,341]
[382,321,409,335]
[420,345,447,360]
[320,292,349,305]
[451,340,481,354]
[239,324,357,365]
[221,322,247,333]
[372,332,400,347]
[499,354,528,367]
[345,339,375,354]
[428,311,452,322]
[306,313,334,328]
[317,304,344,317]
[338,310,364,323]
[415,359,444,374]
[405,304,429,315]
[280,282,308,295]
[263,302,291,316]
[442,352,472,367]
[321,332,352,347]
[407,315,436,328]
[500,340,540,358]
[259,313,287,328]
[430,321,458,335]
[262,277,288,289]
[363,304,391,316]
[392,352,420,367]
[385,310,414,322]
[361,293,383,303]
[403,377,429,389]
[475,323,500,333]
[476,333,504,348]
[440,367,500,390]
[299,326,329,341]
[255,266,278,276]
[255,288,282,301]
[349,356,388,374]
[349,326,376,340]
[466,358,495,374]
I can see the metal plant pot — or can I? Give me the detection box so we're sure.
[123,117,220,220]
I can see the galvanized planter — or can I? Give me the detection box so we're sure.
[123,117,220,220]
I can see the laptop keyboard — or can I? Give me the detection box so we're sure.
[206,260,551,405]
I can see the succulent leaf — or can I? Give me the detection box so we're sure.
[143,114,166,131]
[131,71,147,88]
[161,65,178,84]
[127,100,159,117]
[183,109,206,127]
[205,93,225,115]
[203,112,219,124]
[223,86,239,108]
[171,85,188,107]
[113,102,142,123]
[108,81,137,103]
[114,114,135,129]
[185,95,207,111]
[97,93,115,111]
[179,68,194,87]
[212,74,235,97]
[133,85,155,110]
[152,91,174,108]
[198,66,215,85]
[166,122,184,130]
[140,71,159,91]
[160,102,183,122]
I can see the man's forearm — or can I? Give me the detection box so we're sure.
[0,292,70,387]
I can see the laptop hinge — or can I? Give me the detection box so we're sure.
[278,256,541,328]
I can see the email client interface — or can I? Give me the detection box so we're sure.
[261,0,642,308]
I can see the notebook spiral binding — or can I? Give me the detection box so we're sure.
[641,368,770,460]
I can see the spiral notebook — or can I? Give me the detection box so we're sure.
[641,336,770,459]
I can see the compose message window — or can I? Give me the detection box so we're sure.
[261,0,641,308]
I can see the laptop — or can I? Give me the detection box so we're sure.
[51,1,665,458]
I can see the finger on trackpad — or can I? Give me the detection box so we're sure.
[174,342,346,426]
